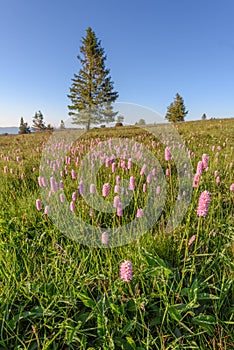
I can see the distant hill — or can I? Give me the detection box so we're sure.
[0,127,18,135]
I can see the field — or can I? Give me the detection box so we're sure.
[0,118,233,349]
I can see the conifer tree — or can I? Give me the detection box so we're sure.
[59,120,66,129]
[202,113,207,120]
[18,117,31,134]
[32,111,46,132]
[68,27,118,130]
[165,93,188,122]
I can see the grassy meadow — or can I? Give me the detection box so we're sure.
[0,118,233,349]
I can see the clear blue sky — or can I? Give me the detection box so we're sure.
[1,0,234,127]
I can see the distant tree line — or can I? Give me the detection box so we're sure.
[18,111,62,134]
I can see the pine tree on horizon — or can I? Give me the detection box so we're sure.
[67,27,118,130]
[18,117,31,134]
[32,111,46,132]
[165,93,188,122]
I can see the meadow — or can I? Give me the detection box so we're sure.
[0,118,233,350]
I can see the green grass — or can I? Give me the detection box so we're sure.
[0,118,233,349]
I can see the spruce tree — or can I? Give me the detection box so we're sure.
[32,111,46,132]
[68,27,118,130]
[165,93,188,122]
[18,117,30,134]
[202,113,207,120]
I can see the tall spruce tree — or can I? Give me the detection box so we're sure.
[165,93,188,122]
[68,27,118,130]
[18,117,31,134]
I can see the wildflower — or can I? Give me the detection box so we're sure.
[230,183,234,191]
[216,176,220,183]
[113,195,120,208]
[214,170,219,177]
[117,202,123,216]
[44,205,49,214]
[102,183,110,197]
[188,234,196,246]
[156,185,161,194]
[72,191,77,201]
[146,173,152,183]
[59,180,64,189]
[128,158,132,169]
[140,164,147,175]
[165,147,171,161]
[112,162,116,172]
[102,232,109,245]
[50,177,58,192]
[196,161,203,176]
[114,184,120,193]
[165,168,170,176]
[60,193,65,203]
[197,191,211,217]
[36,199,42,211]
[78,180,84,195]
[202,154,209,169]
[136,208,143,218]
[120,260,133,282]
[143,183,147,192]
[71,169,77,179]
[90,183,95,194]
[70,201,75,212]
[193,174,200,188]
[129,176,135,190]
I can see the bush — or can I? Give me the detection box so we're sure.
[115,122,123,127]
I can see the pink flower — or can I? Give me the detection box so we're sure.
[230,183,234,191]
[102,183,110,197]
[36,199,42,211]
[140,164,147,176]
[193,174,200,188]
[72,192,77,201]
[112,162,116,173]
[113,195,120,208]
[71,169,77,179]
[116,202,123,216]
[78,180,84,195]
[114,185,120,193]
[156,185,160,194]
[197,191,211,217]
[120,260,133,282]
[128,158,132,169]
[165,168,170,176]
[136,208,143,218]
[214,170,219,177]
[44,205,49,214]
[143,183,147,192]
[90,183,95,194]
[50,177,58,192]
[102,232,109,245]
[70,201,75,212]
[188,234,196,246]
[165,147,171,161]
[202,154,209,169]
[60,193,65,203]
[196,161,203,176]
[129,176,135,190]
[216,176,220,183]
[146,173,152,183]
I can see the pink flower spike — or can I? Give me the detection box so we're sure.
[36,199,42,211]
[188,235,196,246]
[120,260,133,282]
[165,147,171,161]
[136,208,143,218]
[90,183,95,194]
[102,183,110,197]
[197,191,211,217]
[216,176,220,183]
[116,202,123,216]
[44,205,49,214]
[102,232,109,245]
[113,195,120,208]
[70,201,75,212]
[230,183,234,191]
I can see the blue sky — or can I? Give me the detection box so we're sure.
[1,0,234,127]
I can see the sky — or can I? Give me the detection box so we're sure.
[1,0,234,127]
